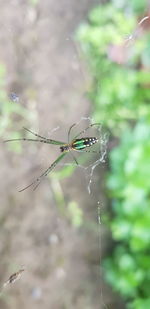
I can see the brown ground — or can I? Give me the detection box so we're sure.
[0,1,124,308]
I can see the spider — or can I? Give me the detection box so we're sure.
[4,123,101,192]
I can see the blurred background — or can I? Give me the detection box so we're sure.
[0,0,150,308]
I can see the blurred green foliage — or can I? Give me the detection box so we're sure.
[68,201,83,227]
[50,177,83,227]
[105,120,150,307]
[112,0,148,14]
[77,1,150,308]
[0,63,27,135]
[76,4,150,135]
[0,62,29,152]
[28,0,39,6]
[51,164,77,180]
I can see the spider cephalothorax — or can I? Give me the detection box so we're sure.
[60,145,70,152]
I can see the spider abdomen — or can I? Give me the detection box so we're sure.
[72,137,98,150]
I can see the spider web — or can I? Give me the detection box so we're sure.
[125,16,150,45]
[51,116,108,195]
[76,117,108,195]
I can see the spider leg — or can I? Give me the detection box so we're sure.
[4,137,58,145]
[69,150,79,165]
[23,127,48,140]
[74,123,101,139]
[74,149,101,154]
[4,136,65,145]
[18,152,67,192]
[68,123,76,143]
[23,127,65,145]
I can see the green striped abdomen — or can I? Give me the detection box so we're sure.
[72,137,98,150]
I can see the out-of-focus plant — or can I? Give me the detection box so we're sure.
[76,4,150,135]
[28,0,39,7]
[51,164,76,180]
[112,0,148,14]
[50,177,83,227]
[0,64,26,132]
[77,1,150,308]
[68,201,83,227]
[104,120,150,308]
[0,63,29,152]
